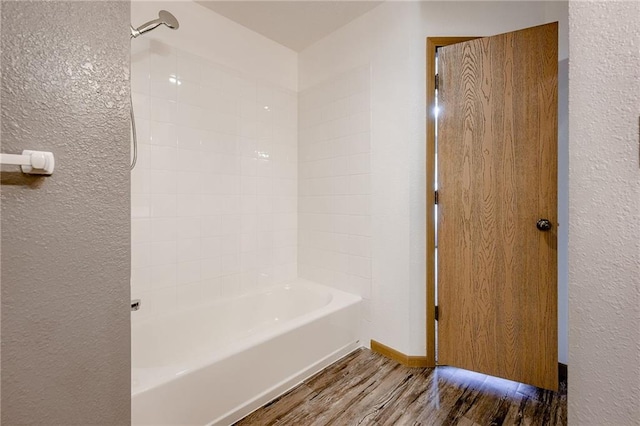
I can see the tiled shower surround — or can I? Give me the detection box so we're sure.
[297,66,372,304]
[131,39,298,320]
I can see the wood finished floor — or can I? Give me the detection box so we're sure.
[234,348,567,426]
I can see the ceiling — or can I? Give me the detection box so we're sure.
[197,1,384,52]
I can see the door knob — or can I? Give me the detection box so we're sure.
[536,219,552,231]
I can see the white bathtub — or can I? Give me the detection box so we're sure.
[131,279,362,425]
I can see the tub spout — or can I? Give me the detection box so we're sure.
[131,299,141,311]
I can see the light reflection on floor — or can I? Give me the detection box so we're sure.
[428,364,560,404]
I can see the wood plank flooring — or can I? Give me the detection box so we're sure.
[234,348,566,426]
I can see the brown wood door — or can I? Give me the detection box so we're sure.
[437,23,558,391]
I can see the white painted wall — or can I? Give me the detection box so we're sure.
[299,1,569,359]
[130,1,298,321]
[568,1,640,424]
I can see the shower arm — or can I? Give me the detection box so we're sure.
[131,21,162,39]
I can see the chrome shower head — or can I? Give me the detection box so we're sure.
[131,10,179,39]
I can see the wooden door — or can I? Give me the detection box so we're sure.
[437,23,558,391]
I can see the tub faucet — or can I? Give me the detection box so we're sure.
[131,299,141,311]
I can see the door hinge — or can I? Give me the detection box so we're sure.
[435,73,439,91]
[434,190,439,205]
[435,306,439,321]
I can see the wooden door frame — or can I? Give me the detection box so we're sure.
[426,37,479,367]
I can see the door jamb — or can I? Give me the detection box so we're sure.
[426,37,479,367]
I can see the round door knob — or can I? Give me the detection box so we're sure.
[536,219,552,231]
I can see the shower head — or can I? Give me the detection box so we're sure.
[131,10,179,39]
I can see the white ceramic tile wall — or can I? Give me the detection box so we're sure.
[131,38,297,321]
[298,66,372,318]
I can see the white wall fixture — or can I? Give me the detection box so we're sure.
[0,150,55,175]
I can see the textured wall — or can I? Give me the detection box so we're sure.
[569,1,640,424]
[1,1,131,424]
